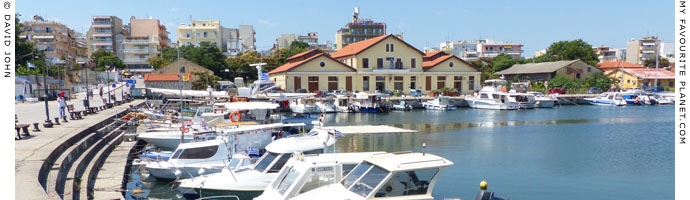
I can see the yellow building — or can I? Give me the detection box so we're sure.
[606,68,675,90]
[123,36,160,74]
[177,20,224,49]
[269,34,481,95]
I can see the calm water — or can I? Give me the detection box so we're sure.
[138,105,674,200]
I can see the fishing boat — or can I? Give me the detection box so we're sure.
[392,101,412,111]
[526,92,556,108]
[254,152,385,200]
[465,79,520,110]
[584,92,627,106]
[351,93,391,113]
[290,152,454,200]
[290,98,320,114]
[315,98,337,113]
[176,128,337,199]
[422,96,456,111]
[334,95,354,112]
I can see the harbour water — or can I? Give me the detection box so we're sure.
[138,105,673,200]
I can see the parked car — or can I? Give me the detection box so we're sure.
[587,87,603,94]
[409,89,423,97]
[296,88,308,93]
[549,88,566,94]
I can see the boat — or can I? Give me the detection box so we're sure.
[526,92,556,108]
[422,96,456,111]
[392,101,412,111]
[290,152,454,200]
[334,95,354,112]
[145,138,233,180]
[138,129,217,150]
[507,82,537,109]
[254,152,385,200]
[584,92,627,106]
[315,98,337,113]
[176,128,338,199]
[649,93,672,105]
[465,79,520,110]
[290,98,320,114]
[351,93,391,113]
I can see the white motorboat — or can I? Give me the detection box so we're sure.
[649,93,672,105]
[138,129,217,150]
[146,138,232,180]
[422,96,456,111]
[392,101,412,111]
[315,99,337,113]
[334,95,354,112]
[290,98,320,114]
[527,92,556,108]
[254,152,385,200]
[351,93,391,113]
[291,152,453,200]
[584,92,627,106]
[177,128,337,199]
[465,79,520,110]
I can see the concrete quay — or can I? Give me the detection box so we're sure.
[15,83,142,200]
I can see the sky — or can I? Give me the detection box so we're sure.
[18,0,673,57]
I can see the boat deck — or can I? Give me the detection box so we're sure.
[322,125,418,134]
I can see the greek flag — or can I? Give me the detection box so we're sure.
[333,130,344,138]
[260,72,270,81]
[27,62,37,69]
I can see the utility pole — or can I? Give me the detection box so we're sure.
[40,51,53,128]
[178,44,184,112]
[654,40,659,91]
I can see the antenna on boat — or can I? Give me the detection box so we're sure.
[422,142,426,156]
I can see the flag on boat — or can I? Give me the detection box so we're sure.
[260,72,270,80]
[27,61,37,69]
[333,130,344,138]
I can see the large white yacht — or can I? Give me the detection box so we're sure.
[465,79,520,110]
[290,152,453,200]
[254,152,385,200]
[176,128,337,199]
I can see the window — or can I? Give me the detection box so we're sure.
[469,76,475,90]
[437,76,446,89]
[254,152,279,172]
[363,58,369,68]
[386,44,389,52]
[395,58,402,69]
[410,76,416,89]
[174,145,218,159]
[203,32,208,37]
[363,76,370,91]
[299,173,336,195]
[376,76,386,91]
[342,162,373,189]
[308,76,319,92]
[196,32,200,37]
[186,32,191,37]
[449,62,454,67]
[269,154,291,172]
[348,165,389,197]
[588,67,592,72]
[411,58,416,68]
[576,73,581,79]
[274,167,301,195]
[328,76,338,91]
[377,58,384,69]
[390,44,394,52]
[454,76,463,93]
[374,168,439,197]
[394,76,404,91]
[319,61,326,67]
[480,93,489,98]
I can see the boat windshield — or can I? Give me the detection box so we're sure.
[173,145,218,159]
[341,162,373,189]
[273,166,301,195]
[348,165,389,197]
[254,152,280,172]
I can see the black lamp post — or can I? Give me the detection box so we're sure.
[39,51,53,128]
[106,65,112,106]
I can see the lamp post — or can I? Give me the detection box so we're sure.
[178,44,184,112]
[106,65,112,106]
[39,51,53,128]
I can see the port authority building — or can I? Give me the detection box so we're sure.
[495,59,602,82]
[269,34,482,94]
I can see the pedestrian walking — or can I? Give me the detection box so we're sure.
[58,96,66,117]
[59,90,65,98]
[99,87,103,98]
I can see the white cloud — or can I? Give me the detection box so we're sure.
[168,7,180,12]
[258,19,274,26]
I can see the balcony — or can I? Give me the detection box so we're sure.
[124,58,149,63]
[372,68,410,73]
[92,39,112,43]
[124,39,159,44]
[124,48,158,53]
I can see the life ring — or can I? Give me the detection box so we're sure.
[230,111,241,122]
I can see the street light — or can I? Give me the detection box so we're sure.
[106,65,112,106]
[38,50,53,128]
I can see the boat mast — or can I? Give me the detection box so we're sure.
[654,37,659,91]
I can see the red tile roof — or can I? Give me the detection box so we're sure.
[330,34,424,59]
[286,49,322,62]
[422,54,478,71]
[423,51,447,59]
[144,73,192,81]
[268,53,355,74]
[598,60,644,69]
[622,68,674,79]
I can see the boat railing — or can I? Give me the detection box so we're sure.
[398,159,447,168]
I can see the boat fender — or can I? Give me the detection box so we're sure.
[230,111,242,122]
[198,168,206,175]
[174,170,182,177]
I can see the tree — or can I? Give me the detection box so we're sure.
[547,39,599,66]
[89,48,115,64]
[642,56,670,68]
[147,57,168,69]
[162,42,228,76]
[492,53,524,73]
[547,75,583,92]
[526,54,556,63]
[585,72,613,91]
[290,41,309,49]
[191,71,222,90]
[96,55,125,71]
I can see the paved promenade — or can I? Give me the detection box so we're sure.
[15,83,142,200]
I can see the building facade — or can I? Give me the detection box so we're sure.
[626,36,661,64]
[496,60,602,82]
[335,7,386,50]
[177,20,255,53]
[275,33,297,50]
[144,73,192,90]
[86,16,125,59]
[238,25,256,50]
[592,46,618,63]
[275,32,331,51]
[606,68,674,90]
[270,34,481,95]
[440,39,523,60]
[123,17,170,73]
[129,16,170,48]
[19,15,84,65]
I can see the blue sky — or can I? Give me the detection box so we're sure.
[18,0,673,57]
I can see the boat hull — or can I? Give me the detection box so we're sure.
[466,99,519,110]
[183,188,263,200]
[422,103,456,111]
[535,100,556,108]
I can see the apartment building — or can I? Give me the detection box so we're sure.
[440,39,523,60]
[274,32,331,51]
[86,16,126,59]
[626,36,661,64]
[335,7,386,50]
[122,17,170,73]
[270,34,481,95]
[129,16,170,48]
[19,15,83,65]
[177,20,255,52]
[592,46,618,63]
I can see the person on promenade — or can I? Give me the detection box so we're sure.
[59,90,65,98]
[58,96,66,118]
[99,87,103,98]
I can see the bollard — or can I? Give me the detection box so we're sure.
[32,123,41,132]
[54,117,61,125]
[62,116,68,123]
